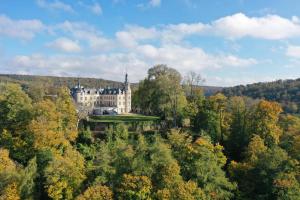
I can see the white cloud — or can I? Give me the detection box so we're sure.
[286,45,300,59]
[7,54,148,81]
[138,0,161,9]
[46,37,81,52]
[6,43,257,83]
[116,25,158,48]
[91,3,102,15]
[211,13,300,40]
[136,44,257,72]
[78,1,102,15]
[0,15,44,40]
[113,13,300,46]
[36,0,74,13]
[149,0,161,7]
[5,12,294,85]
[118,13,300,42]
[54,21,114,51]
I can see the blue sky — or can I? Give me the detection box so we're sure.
[1,0,300,86]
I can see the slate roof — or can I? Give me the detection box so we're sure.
[71,86,125,96]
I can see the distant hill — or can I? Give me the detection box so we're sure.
[0,74,222,96]
[222,79,300,113]
[0,74,122,89]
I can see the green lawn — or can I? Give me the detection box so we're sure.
[88,114,160,123]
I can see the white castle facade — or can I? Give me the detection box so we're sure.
[71,74,131,115]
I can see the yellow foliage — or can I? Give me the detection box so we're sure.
[194,138,214,150]
[156,189,171,200]
[253,100,283,145]
[76,185,113,200]
[0,148,16,172]
[56,87,78,142]
[246,135,267,162]
[29,100,69,151]
[118,174,152,200]
[45,147,86,200]
[0,182,20,200]
[156,181,205,200]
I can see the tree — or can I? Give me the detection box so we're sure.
[279,114,300,161]
[167,130,237,200]
[29,100,69,151]
[0,83,34,164]
[0,182,20,200]
[44,147,86,200]
[134,65,187,127]
[55,87,78,141]
[20,157,38,200]
[229,145,300,200]
[183,71,205,98]
[117,174,152,200]
[0,83,32,132]
[250,100,283,146]
[0,149,21,200]
[225,96,250,161]
[194,93,229,143]
[76,185,113,200]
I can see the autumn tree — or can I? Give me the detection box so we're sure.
[250,100,283,146]
[55,87,78,141]
[29,99,69,151]
[279,114,300,161]
[76,185,113,200]
[117,174,152,200]
[0,148,21,200]
[167,130,236,199]
[44,147,86,200]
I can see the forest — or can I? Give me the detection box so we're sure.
[222,79,300,114]
[0,65,299,200]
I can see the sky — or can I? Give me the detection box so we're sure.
[1,0,300,86]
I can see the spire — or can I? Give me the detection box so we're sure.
[125,73,128,84]
[77,78,80,88]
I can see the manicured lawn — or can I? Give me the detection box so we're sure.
[88,114,160,123]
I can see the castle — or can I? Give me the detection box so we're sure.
[71,74,131,115]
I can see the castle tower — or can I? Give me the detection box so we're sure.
[74,78,82,103]
[124,73,131,113]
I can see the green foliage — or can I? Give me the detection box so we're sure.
[0,83,33,132]
[133,65,187,127]
[20,157,38,200]
[0,83,35,164]
[225,96,250,161]
[230,145,300,200]
[167,130,237,200]
[222,78,300,114]
[0,72,299,200]
[279,114,300,161]
[44,148,86,200]
[117,174,152,200]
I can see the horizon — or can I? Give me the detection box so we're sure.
[3,72,300,88]
[1,0,300,86]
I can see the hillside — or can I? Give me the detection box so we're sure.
[222,78,300,113]
[0,74,222,96]
[0,74,122,88]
